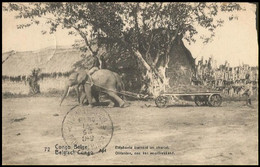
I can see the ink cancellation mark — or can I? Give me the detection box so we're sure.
[61,106,114,156]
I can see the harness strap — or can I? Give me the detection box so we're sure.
[85,81,149,99]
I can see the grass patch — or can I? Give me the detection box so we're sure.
[2,92,30,98]
[2,89,78,99]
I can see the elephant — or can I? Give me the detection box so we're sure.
[83,69,126,107]
[60,69,125,107]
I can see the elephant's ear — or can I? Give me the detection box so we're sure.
[85,72,94,86]
[86,72,94,86]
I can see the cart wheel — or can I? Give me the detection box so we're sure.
[194,96,208,106]
[208,94,222,107]
[155,96,167,108]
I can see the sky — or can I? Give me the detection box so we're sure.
[2,3,258,67]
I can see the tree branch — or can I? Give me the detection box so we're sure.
[145,33,154,58]
[164,24,180,67]
[153,51,160,67]
[133,3,141,50]
[73,26,99,56]
[40,15,98,57]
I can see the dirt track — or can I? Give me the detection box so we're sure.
[2,97,258,165]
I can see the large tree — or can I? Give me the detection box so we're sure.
[3,2,243,96]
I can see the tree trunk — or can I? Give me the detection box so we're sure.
[132,49,170,97]
[132,49,151,71]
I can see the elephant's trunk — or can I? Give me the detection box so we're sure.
[60,85,70,106]
[121,85,126,100]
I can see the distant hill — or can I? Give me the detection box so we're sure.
[2,46,84,77]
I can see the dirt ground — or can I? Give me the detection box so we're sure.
[2,96,258,165]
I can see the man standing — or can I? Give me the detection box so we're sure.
[88,54,100,75]
[242,80,253,106]
[99,54,107,69]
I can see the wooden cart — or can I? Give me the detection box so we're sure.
[155,92,222,108]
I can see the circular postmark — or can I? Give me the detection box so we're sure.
[61,106,114,156]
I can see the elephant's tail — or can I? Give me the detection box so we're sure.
[118,76,126,100]
[60,85,70,106]
[120,83,126,101]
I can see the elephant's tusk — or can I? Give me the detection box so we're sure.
[66,87,71,97]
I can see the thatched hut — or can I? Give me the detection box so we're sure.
[2,46,83,76]
[2,46,83,94]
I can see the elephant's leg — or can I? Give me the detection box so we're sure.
[105,93,117,107]
[79,91,88,106]
[107,91,125,107]
[79,92,85,104]
[84,84,94,107]
[75,85,81,104]
[93,92,100,105]
[91,88,100,105]
[79,84,89,105]
[119,93,126,101]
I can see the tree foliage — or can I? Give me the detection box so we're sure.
[3,2,244,94]
[3,2,243,49]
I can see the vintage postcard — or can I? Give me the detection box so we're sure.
[2,2,258,165]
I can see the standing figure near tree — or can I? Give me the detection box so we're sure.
[28,68,41,94]
[88,54,100,75]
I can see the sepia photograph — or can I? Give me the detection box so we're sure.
[2,2,258,165]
